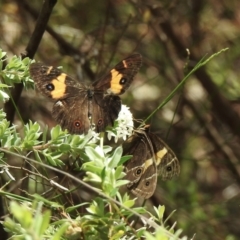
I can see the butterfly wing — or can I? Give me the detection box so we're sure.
[91,54,141,131]
[102,95,122,130]
[123,130,158,199]
[51,95,91,134]
[123,127,180,199]
[81,94,121,133]
[148,132,180,181]
[52,93,122,134]
[93,53,142,95]
[49,91,120,134]
[29,63,83,100]
[30,63,93,134]
[30,54,141,134]
[130,158,158,199]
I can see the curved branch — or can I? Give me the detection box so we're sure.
[149,6,240,140]
[4,0,57,124]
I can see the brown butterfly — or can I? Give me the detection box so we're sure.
[29,54,142,134]
[123,125,180,199]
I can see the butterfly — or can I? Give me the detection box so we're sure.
[29,54,142,134]
[123,125,180,199]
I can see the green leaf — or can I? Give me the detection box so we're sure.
[115,179,129,188]
[84,171,102,183]
[122,199,135,208]
[51,222,69,240]
[66,202,89,213]
[110,230,125,240]
[33,194,64,210]
[108,146,122,168]
[82,161,104,175]
[59,143,71,152]
[9,201,32,229]
[118,155,132,165]
[85,146,104,160]
[0,49,7,59]
[38,209,51,236]
[115,165,125,180]
[154,205,165,221]
[50,125,67,141]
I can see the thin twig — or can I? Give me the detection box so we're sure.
[4,0,57,124]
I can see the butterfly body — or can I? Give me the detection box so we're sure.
[29,54,142,134]
[123,126,180,199]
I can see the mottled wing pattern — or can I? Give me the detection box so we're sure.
[87,93,120,133]
[123,132,150,186]
[148,132,180,181]
[93,53,142,95]
[123,130,158,199]
[123,126,180,199]
[30,63,92,134]
[52,93,119,134]
[30,54,142,134]
[52,94,90,134]
[29,63,82,100]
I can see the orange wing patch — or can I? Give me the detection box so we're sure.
[155,147,168,166]
[49,73,68,99]
[109,69,124,94]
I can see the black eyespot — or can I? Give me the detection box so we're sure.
[145,181,150,187]
[166,166,172,172]
[120,78,127,85]
[73,120,82,129]
[46,83,54,91]
[136,168,142,176]
[97,119,103,126]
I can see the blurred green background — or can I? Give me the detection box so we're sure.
[1,0,240,239]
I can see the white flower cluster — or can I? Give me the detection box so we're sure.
[87,104,133,143]
[106,105,134,143]
[88,129,101,143]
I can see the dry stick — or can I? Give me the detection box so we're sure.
[149,7,240,141]
[152,20,240,183]
[100,15,133,75]
[148,23,240,226]
[22,0,96,80]
[185,99,240,184]
[2,2,57,239]
[3,0,57,233]
[4,0,57,124]
[96,0,114,75]
[157,17,240,179]
[27,0,58,200]
[96,1,133,75]
[22,0,79,56]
